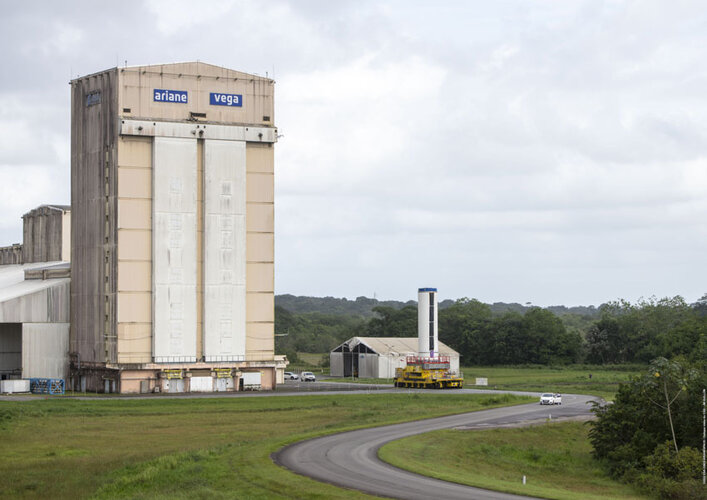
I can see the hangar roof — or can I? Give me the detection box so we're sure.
[0,262,70,323]
[332,337,459,357]
[74,61,273,84]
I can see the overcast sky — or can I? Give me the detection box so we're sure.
[0,1,705,307]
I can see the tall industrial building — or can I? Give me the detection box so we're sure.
[70,62,281,393]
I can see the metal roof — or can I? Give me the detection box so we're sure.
[334,337,459,356]
[0,262,70,304]
[73,61,274,84]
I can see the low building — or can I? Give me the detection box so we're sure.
[330,337,460,379]
[0,206,71,383]
[0,262,70,381]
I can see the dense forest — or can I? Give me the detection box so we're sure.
[275,294,706,365]
[276,293,599,318]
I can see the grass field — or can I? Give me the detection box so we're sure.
[460,365,641,400]
[379,421,647,500]
[0,392,530,499]
[324,365,641,400]
[283,352,328,373]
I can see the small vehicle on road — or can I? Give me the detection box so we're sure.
[540,393,562,405]
[284,371,299,380]
[301,371,316,382]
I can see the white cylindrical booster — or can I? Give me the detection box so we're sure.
[417,288,438,358]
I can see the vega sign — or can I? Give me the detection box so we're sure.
[210,92,243,107]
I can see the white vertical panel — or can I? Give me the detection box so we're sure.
[204,139,246,361]
[417,289,439,358]
[21,323,70,379]
[153,137,197,362]
[417,291,429,356]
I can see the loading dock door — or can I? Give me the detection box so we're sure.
[0,323,21,379]
[343,350,352,377]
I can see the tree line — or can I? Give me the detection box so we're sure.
[276,294,706,366]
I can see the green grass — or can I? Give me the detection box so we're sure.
[285,352,328,372]
[323,365,641,400]
[379,421,647,500]
[0,392,531,499]
[296,352,326,367]
[461,365,641,400]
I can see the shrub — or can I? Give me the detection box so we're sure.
[643,442,702,482]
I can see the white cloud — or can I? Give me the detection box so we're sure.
[146,0,239,36]
[1,0,705,306]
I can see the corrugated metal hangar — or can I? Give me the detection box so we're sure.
[0,62,286,393]
[330,337,460,379]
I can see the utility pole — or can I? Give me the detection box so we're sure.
[703,387,705,485]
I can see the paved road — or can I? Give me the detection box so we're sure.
[274,392,598,500]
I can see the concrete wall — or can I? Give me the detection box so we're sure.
[117,62,274,126]
[0,245,22,265]
[378,355,408,379]
[245,144,274,361]
[450,356,460,374]
[330,352,344,377]
[22,323,69,379]
[357,353,378,378]
[22,206,69,264]
[114,65,275,366]
[71,68,119,366]
[117,136,153,363]
[0,207,70,266]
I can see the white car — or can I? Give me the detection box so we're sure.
[284,372,299,380]
[301,371,316,382]
[540,393,562,405]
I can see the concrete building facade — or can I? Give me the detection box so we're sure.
[70,62,280,393]
[0,205,70,265]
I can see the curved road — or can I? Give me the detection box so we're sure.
[274,392,597,500]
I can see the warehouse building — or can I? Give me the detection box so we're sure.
[69,62,282,393]
[0,207,71,383]
[330,337,460,379]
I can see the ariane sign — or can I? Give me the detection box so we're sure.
[153,89,188,103]
[151,89,244,107]
[210,92,243,107]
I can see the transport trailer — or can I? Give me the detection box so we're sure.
[394,356,463,389]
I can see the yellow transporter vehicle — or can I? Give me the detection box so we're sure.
[394,356,463,389]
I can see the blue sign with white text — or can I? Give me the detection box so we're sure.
[153,89,188,103]
[210,92,243,107]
